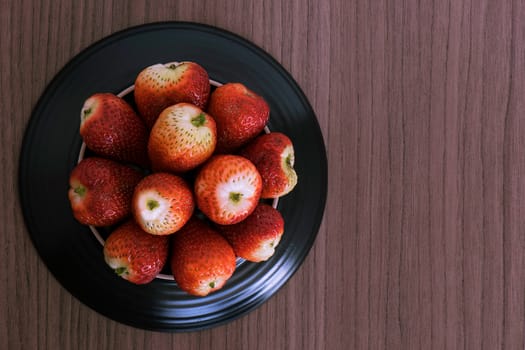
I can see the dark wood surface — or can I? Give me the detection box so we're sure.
[2,0,525,349]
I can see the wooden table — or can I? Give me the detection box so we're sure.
[2,0,525,349]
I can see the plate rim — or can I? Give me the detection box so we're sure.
[18,20,328,332]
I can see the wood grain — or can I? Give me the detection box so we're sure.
[2,0,525,349]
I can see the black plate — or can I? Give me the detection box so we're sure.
[19,22,327,332]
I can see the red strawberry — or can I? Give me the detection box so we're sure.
[132,173,194,235]
[170,217,236,296]
[80,93,149,167]
[148,103,216,173]
[240,132,298,198]
[134,61,210,128]
[104,220,169,284]
[217,203,284,262]
[194,155,262,225]
[207,83,270,153]
[68,157,143,227]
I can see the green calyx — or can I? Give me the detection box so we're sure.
[147,199,160,210]
[115,267,127,276]
[191,113,206,127]
[73,185,86,197]
[285,154,293,168]
[82,108,91,120]
[229,192,242,203]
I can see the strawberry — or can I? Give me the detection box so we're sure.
[207,82,270,153]
[240,132,298,198]
[132,173,194,235]
[170,217,236,296]
[104,220,169,284]
[194,155,262,225]
[148,103,216,173]
[79,93,149,167]
[134,61,210,128]
[68,157,143,227]
[217,203,284,262]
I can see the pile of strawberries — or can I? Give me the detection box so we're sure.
[67,61,298,296]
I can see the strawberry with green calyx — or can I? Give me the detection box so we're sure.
[104,220,169,284]
[207,82,270,153]
[80,93,149,167]
[170,217,236,296]
[68,157,143,227]
[134,62,210,128]
[194,155,262,225]
[132,172,194,236]
[240,132,298,198]
[217,203,284,262]
[148,103,216,173]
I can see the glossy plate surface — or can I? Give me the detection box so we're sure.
[19,22,327,332]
